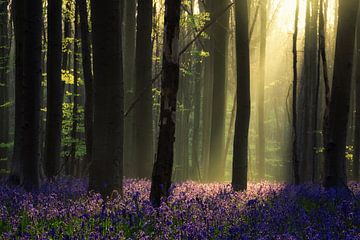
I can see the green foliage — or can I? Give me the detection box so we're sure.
[61,102,86,159]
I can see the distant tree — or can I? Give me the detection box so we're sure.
[323,0,359,189]
[297,0,319,183]
[134,0,154,179]
[123,0,137,177]
[232,0,250,192]
[150,0,181,207]
[352,4,360,181]
[8,0,24,185]
[88,0,124,197]
[44,0,63,180]
[70,7,79,176]
[77,0,93,174]
[22,0,43,191]
[0,0,10,171]
[292,0,300,185]
[257,0,266,181]
[208,0,230,182]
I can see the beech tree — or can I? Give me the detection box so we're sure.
[88,0,124,196]
[150,0,181,207]
[323,0,359,189]
[232,0,250,192]
[134,0,154,179]
[22,0,43,191]
[44,0,63,179]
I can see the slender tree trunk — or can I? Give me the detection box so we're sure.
[191,44,202,181]
[323,0,359,189]
[352,3,360,181]
[123,0,137,178]
[88,0,123,197]
[78,0,93,176]
[44,0,63,180]
[62,0,72,101]
[232,0,250,192]
[70,8,79,176]
[9,0,24,185]
[150,0,181,207]
[257,0,266,181]
[293,0,300,185]
[22,0,43,191]
[198,1,213,181]
[208,0,230,182]
[134,0,154,179]
[0,0,10,172]
[298,0,319,183]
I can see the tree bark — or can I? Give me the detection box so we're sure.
[150,0,181,207]
[44,0,63,180]
[9,0,24,185]
[70,7,79,176]
[297,0,319,183]
[88,0,124,197]
[293,0,300,185]
[323,0,359,189]
[352,4,360,181]
[0,0,10,171]
[123,0,137,178]
[78,0,93,175]
[208,0,230,182]
[232,0,250,192]
[22,0,43,191]
[134,0,154,179]
[257,0,266,181]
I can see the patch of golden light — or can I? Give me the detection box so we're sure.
[273,0,336,34]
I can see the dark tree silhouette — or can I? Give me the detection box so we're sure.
[150,0,181,207]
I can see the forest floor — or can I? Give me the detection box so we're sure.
[0,179,359,239]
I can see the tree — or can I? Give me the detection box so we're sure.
[88,0,124,197]
[44,0,63,180]
[21,0,43,191]
[354,6,360,182]
[8,0,24,185]
[292,0,300,185]
[134,0,154,179]
[70,6,79,176]
[123,0,137,177]
[323,0,359,188]
[297,0,319,183]
[0,0,10,171]
[208,0,230,182]
[150,0,181,207]
[77,0,93,175]
[232,0,250,192]
[257,0,266,180]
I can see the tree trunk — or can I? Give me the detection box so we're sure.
[323,0,359,189]
[134,0,154,179]
[9,0,24,185]
[22,0,43,191]
[44,0,63,180]
[0,0,10,172]
[257,0,266,181]
[78,0,93,176]
[70,8,79,176]
[88,0,124,197]
[293,0,300,185]
[150,0,181,207]
[208,0,230,182]
[298,0,319,183]
[123,0,137,178]
[232,0,250,192]
[352,3,360,181]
